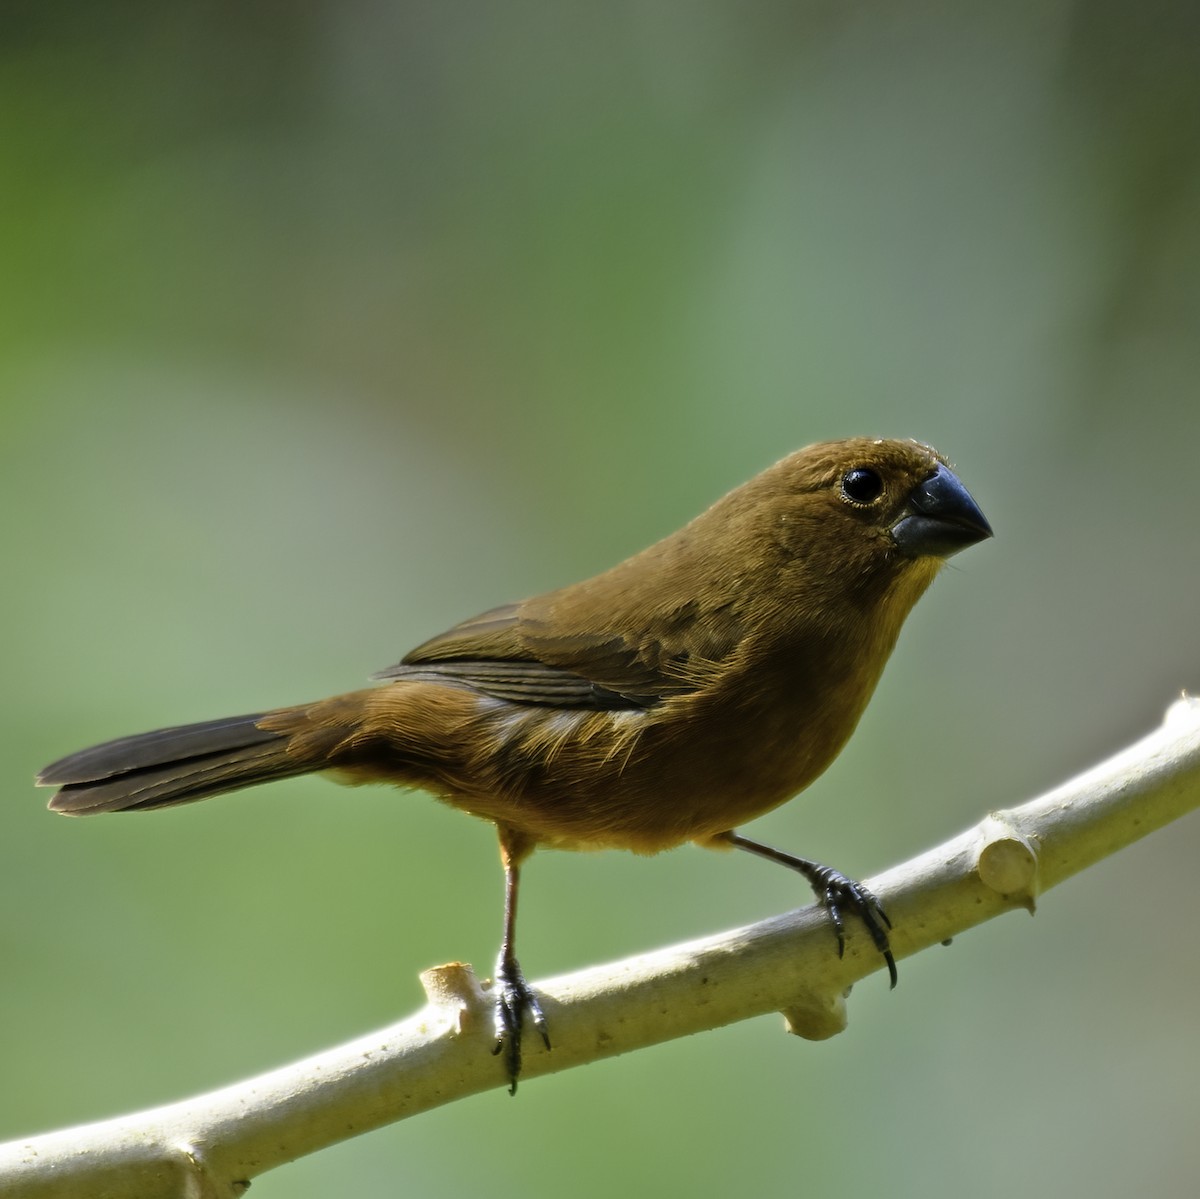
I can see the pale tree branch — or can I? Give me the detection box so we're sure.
[4,697,1200,1199]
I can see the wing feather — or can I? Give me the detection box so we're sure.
[374,594,745,711]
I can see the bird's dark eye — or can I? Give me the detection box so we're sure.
[841,467,883,505]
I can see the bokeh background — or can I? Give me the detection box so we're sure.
[3,3,1199,1196]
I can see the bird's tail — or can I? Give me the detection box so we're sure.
[38,693,368,815]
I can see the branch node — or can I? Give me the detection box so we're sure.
[976,816,1040,913]
[419,961,486,1036]
[781,989,849,1041]
[1165,693,1200,726]
[176,1142,243,1199]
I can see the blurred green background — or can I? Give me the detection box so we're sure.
[3,3,1199,1196]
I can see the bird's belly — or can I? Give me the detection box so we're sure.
[440,700,845,854]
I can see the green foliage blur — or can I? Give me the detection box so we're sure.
[3,4,1199,1196]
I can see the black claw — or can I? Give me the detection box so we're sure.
[722,833,899,987]
[492,956,550,1094]
[814,866,897,988]
[824,888,847,957]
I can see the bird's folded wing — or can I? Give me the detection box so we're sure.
[373,599,743,710]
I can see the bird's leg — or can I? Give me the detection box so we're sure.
[717,830,897,987]
[492,826,551,1094]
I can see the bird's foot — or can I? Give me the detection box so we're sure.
[719,833,898,987]
[492,954,551,1094]
[808,865,897,988]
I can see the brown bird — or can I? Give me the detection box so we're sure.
[37,437,990,1091]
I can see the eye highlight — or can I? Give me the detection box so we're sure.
[841,467,884,505]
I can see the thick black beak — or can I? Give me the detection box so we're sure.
[891,464,992,559]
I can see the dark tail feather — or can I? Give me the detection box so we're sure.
[38,712,309,815]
